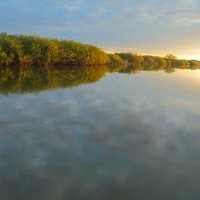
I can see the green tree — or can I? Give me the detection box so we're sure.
[165,54,177,60]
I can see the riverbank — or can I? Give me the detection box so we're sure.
[1,33,200,68]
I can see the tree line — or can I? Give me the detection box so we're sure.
[0,33,108,66]
[107,53,200,68]
[0,32,200,68]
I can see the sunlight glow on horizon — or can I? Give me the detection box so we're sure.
[178,55,200,61]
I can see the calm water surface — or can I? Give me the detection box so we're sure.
[0,67,200,200]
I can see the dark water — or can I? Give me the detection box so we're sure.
[0,66,200,200]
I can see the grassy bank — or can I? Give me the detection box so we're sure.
[0,33,200,68]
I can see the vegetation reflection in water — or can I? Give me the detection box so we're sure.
[0,64,200,95]
[0,66,107,95]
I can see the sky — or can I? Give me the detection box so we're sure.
[0,0,200,59]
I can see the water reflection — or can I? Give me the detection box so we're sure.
[0,66,200,199]
[0,64,200,95]
[0,66,107,95]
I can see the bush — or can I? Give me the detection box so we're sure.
[172,60,190,68]
[107,53,124,64]
[189,60,200,69]
[0,33,108,67]
[153,56,168,67]
[143,56,155,65]
[117,53,144,64]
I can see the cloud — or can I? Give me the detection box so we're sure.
[0,0,200,56]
